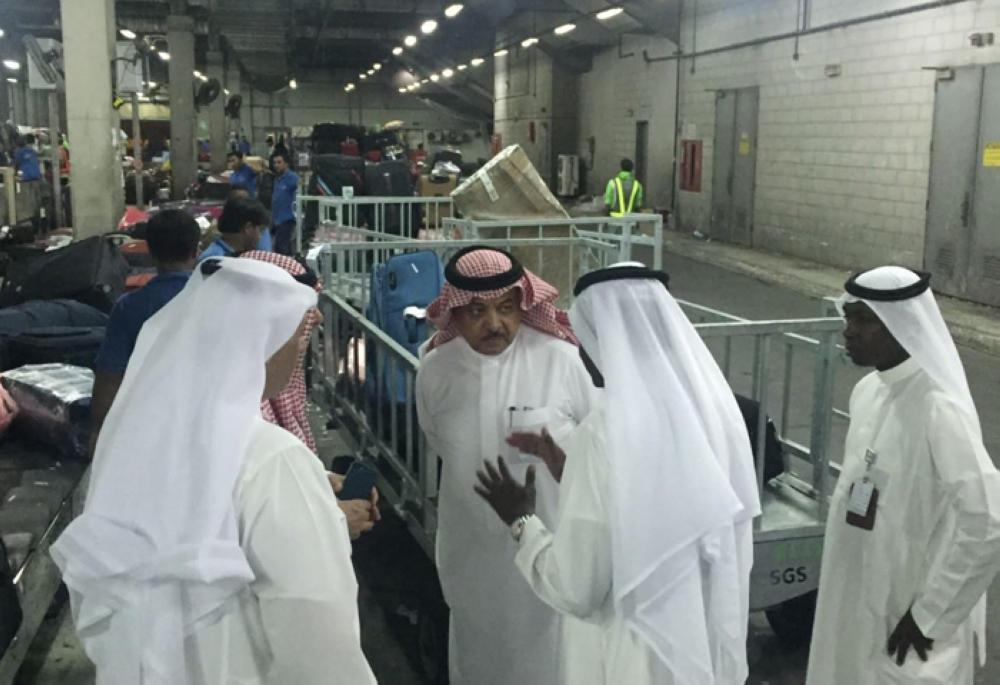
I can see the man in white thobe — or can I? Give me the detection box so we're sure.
[807,266,1000,685]
[52,258,376,684]
[416,246,598,685]
[475,264,761,685]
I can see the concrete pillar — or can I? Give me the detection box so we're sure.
[61,0,124,238]
[167,14,197,198]
[206,50,226,171]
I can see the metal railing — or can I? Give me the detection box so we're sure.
[296,195,455,252]
[443,213,665,271]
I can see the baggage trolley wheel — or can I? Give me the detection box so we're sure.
[764,590,817,648]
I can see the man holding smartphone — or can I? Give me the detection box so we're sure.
[416,247,599,685]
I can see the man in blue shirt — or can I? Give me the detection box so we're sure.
[270,151,300,255]
[199,196,270,261]
[227,151,258,198]
[90,209,201,454]
[15,134,42,181]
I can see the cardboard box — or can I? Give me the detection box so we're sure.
[245,156,267,173]
[450,145,567,220]
[418,174,458,197]
[418,174,457,228]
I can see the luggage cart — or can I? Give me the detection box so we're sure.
[308,230,849,674]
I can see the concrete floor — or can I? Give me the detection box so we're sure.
[12,248,1000,684]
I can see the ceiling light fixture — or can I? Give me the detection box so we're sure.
[430,73,440,82]
[421,78,429,84]
[470,57,485,67]
[289,78,298,89]
[413,82,422,89]
[596,6,624,21]
[404,35,418,47]
[367,69,375,75]
[3,60,20,71]
[554,23,577,35]
[398,87,407,93]
[421,20,438,35]
[521,37,539,48]
[5,78,15,84]
[457,63,468,71]
[158,51,171,61]
[224,89,230,95]
[0,30,5,39]
[442,68,454,78]
[392,46,403,56]
[193,70,203,78]
[373,63,382,71]
[119,29,137,40]
[444,3,464,18]
[147,81,157,88]
[494,49,509,57]
[360,74,368,80]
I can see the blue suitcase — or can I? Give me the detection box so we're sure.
[365,251,444,405]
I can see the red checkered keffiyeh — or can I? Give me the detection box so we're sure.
[426,247,578,351]
[241,251,322,453]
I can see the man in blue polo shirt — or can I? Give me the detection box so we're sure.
[89,209,201,454]
[227,151,258,198]
[199,196,270,261]
[270,151,299,255]
[15,134,42,181]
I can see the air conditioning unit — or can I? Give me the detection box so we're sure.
[557,154,579,197]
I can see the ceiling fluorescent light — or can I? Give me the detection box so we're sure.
[393,46,403,55]
[457,64,468,71]
[158,51,171,61]
[404,35,418,47]
[3,60,20,71]
[442,68,454,78]
[445,4,464,18]
[494,49,509,57]
[554,23,577,36]
[421,20,438,35]
[521,37,539,48]
[596,7,624,21]
[119,29,137,40]
[470,57,485,67]
[430,73,440,82]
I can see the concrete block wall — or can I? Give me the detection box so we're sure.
[677,0,1000,270]
[577,34,679,208]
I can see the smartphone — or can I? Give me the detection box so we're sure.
[337,462,378,501]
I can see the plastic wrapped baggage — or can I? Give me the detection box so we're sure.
[0,364,93,460]
[0,236,129,313]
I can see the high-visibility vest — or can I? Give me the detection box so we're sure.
[611,177,640,217]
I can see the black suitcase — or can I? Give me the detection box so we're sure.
[312,154,366,192]
[6,327,105,370]
[364,160,413,197]
[0,236,129,313]
[0,300,109,371]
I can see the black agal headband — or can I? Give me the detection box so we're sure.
[574,265,670,297]
[844,268,931,302]
[444,246,525,292]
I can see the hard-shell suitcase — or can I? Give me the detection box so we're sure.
[119,239,153,270]
[6,327,105,370]
[365,251,444,405]
[0,236,128,313]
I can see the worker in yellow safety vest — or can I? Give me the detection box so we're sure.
[605,158,644,217]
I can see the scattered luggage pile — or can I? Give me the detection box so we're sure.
[0,230,135,661]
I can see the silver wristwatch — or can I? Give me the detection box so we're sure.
[510,514,533,542]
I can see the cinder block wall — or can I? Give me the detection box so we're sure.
[577,34,679,209]
[677,0,1000,269]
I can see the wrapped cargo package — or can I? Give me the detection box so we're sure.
[0,364,93,460]
[450,145,568,220]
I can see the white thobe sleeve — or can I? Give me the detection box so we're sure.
[415,369,443,457]
[514,419,612,619]
[910,398,1000,640]
[240,445,377,684]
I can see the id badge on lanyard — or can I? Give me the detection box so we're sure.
[846,448,880,530]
